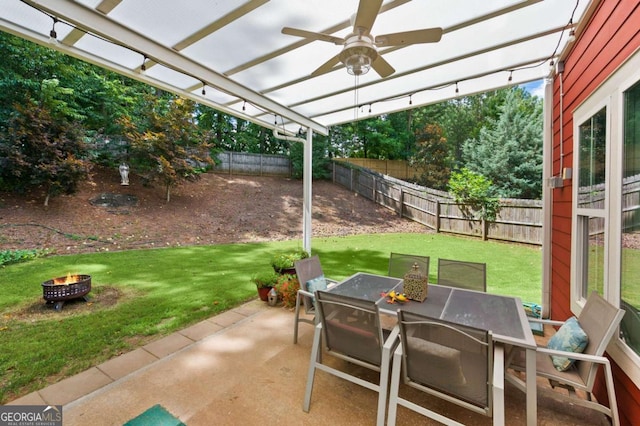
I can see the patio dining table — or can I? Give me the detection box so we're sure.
[329,272,538,426]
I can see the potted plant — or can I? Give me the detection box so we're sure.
[252,270,279,302]
[274,273,300,309]
[270,249,309,275]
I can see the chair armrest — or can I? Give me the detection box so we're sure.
[298,288,314,298]
[536,347,611,365]
[526,317,565,326]
[383,325,401,349]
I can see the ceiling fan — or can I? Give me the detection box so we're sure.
[282,0,443,78]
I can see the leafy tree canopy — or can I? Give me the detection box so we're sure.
[120,96,214,202]
[462,87,543,199]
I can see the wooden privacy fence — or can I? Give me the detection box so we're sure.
[213,151,291,176]
[332,161,543,245]
[334,158,421,181]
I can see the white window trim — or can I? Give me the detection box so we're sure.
[571,46,640,388]
[571,98,610,309]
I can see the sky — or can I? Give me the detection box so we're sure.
[522,79,545,98]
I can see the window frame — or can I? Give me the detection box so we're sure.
[571,48,640,386]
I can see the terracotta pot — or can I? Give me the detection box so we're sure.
[257,286,272,302]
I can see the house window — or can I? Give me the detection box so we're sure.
[620,80,640,355]
[571,49,640,373]
[575,107,607,299]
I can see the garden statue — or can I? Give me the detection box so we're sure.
[119,163,129,186]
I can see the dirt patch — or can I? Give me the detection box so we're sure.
[7,286,125,322]
[0,166,429,255]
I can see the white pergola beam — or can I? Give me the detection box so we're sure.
[23,0,328,135]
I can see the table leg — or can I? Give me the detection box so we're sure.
[525,347,537,426]
[493,344,505,426]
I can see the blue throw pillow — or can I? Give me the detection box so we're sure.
[547,316,589,371]
[306,275,327,309]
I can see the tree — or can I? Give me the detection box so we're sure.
[289,133,332,180]
[0,81,90,206]
[120,96,214,202]
[462,88,543,199]
[409,124,450,190]
[448,168,500,222]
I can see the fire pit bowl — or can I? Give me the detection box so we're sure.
[42,274,91,311]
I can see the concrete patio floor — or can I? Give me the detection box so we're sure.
[8,299,610,425]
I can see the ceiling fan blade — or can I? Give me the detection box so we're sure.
[371,55,395,78]
[282,27,345,45]
[353,0,383,34]
[375,28,443,47]
[311,53,343,77]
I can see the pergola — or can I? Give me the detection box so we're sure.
[1,0,591,253]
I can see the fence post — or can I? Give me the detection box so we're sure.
[350,168,354,191]
[372,176,376,202]
[228,152,232,175]
[482,219,488,241]
[399,187,404,217]
[435,200,441,233]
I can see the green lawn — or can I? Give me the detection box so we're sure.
[0,233,541,403]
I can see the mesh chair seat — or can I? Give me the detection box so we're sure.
[506,292,625,425]
[387,309,503,426]
[293,256,337,344]
[388,253,429,279]
[303,291,400,426]
[437,258,487,292]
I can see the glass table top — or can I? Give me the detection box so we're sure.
[329,272,402,303]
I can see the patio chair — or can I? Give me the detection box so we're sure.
[505,291,625,425]
[387,310,504,426]
[303,291,400,426]
[293,256,338,344]
[620,299,640,353]
[437,258,487,292]
[388,253,430,279]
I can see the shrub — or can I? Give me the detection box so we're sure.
[275,274,300,308]
[0,249,48,267]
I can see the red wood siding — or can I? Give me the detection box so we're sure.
[551,1,640,423]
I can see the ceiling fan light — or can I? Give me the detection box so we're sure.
[344,54,371,76]
[340,43,376,76]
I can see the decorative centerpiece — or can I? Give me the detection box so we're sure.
[403,262,428,302]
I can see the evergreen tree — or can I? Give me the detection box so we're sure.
[462,88,543,199]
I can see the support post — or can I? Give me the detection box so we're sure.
[302,128,312,254]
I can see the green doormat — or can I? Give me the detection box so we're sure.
[124,404,185,426]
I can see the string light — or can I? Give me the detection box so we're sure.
[567,19,576,43]
[201,81,206,96]
[242,100,246,111]
[455,82,459,94]
[409,94,412,105]
[368,104,372,114]
[508,71,513,82]
[49,17,58,43]
[140,55,147,74]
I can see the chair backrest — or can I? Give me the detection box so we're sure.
[397,309,493,413]
[315,290,385,367]
[437,258,487,292]
[294,255,324,287]
[576,292,625,389]
[388,253,429,279]
[295,256,325,312]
